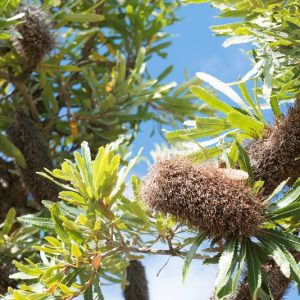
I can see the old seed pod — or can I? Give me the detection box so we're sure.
[141,157,264,238]
[11,5,54,69]
[248,101,300,195]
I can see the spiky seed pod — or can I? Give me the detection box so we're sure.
[7,109,59,202]
[248,101,300,195]
[11,5,54,70]
[141,157,264,238]
[124,260,149,300]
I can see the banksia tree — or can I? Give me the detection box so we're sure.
[0,0,300,300]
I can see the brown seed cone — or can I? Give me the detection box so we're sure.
[248,101,300,195]
[7,109,59,202]
[123,260,149,300]
[141,157,265,238]
[225,252,300,300]
[11,5,54,71]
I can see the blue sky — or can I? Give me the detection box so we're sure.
[101,3,298,300]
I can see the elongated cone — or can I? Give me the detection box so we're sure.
[141,157,264,238]
[124,260,149,300]
[12,5,54,70]
[248,101,300,195]
[7,109,59,202]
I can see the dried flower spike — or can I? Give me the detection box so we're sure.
[12,5,54,70]
[7,109,59,202]
[124,260,149,300]
[248,101,300,195]
[141,157,264,238]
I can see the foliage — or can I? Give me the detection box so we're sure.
[0,0,300,300]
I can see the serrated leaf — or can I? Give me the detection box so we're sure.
[190,86,233,114]
[81,141,94,191]
[0,134,26,168]
[262,229,300,252]
[196,72,250,113]
[227,111,264,137]
[274,184,300,209]
[2,207,16,235]
[182,234,206,283]
[259,238,290,278]
[18,215,55,232]
[195,117,232,129]
[246,240,262,300]
[14,261,43,277]
[236,141,254,184]
[166,127,227,143]
[62,13,105,22]
[268,202,300,221]
[215,237,237,295]
[50,204,71,247]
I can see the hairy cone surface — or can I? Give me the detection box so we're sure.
[12,5,54,69]
[141,157,264,238]
[7,109,59,202]
[124,260,149,300]
[248,101,300,195]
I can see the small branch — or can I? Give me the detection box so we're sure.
[124,246,205,260]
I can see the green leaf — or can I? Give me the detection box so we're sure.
[165,127,227,143]
[62,13,105,22]
[232,242,246,292]
[190,86,233,115]
[265,179,289,205]
[215,237,237,296]
[14,261,43,277]
[81,141,94,191]
[238,82,263,122]
[50,204,71,247]
[270,97,281,118]
[0,134,26,168]
[182,234,206,283]
[2,207,16,235]
[281,248,300,282]
[18,215,55,232]
[195,117,232,129]
[259,238,290,278]
[173,76,202,97]
[268,202,300,221]
[262,229,300,252]
[236,141,254,184]
[196,72,250,113]
[227,111,264,137]
[246,240,262,300]
[273,183,300,209]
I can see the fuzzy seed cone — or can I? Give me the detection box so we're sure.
[248,102,300,195]
[7,109,59,202]
[141,157,264,238]
[124,260,149,300]
[233,252,300,300]
[12,5,54,70]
